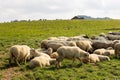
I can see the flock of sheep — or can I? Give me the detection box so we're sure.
[9,31,120,68]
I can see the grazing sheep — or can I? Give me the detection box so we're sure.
[114,43,120,58]
[91,40,114,50]
[67,41,77,46]
[67,35,88,41]
[9,45,32,66]
[106,34,120,40]
[108,31,120,35]
[47,42,64,52]
[91,36,107,41]
[76,40,93,53]
[56,46,89,68]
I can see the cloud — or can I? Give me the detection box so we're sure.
[0,0,120,22]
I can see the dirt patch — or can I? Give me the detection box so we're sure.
[0,53,23,80]
[1,67,22,80]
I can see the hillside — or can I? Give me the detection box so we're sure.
[0,20,120,80]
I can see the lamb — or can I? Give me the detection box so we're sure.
[56,46,89,68]
[9,45,32,66]
[29,56,56,68]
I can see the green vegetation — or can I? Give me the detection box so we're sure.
[0,20,120,80]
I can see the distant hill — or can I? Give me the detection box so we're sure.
[71,15,111,20]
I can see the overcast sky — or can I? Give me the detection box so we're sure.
[0,0,120,22]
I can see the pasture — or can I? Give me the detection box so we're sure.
[0,20,120,80]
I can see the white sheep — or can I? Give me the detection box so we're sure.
[97,55,110,61]
[29,56,50,68]
[30,48,51,59]
[56,46,89,68]
[29,55,56,68]
[50,52,59,59]
[93,48,106,55]
[76,40,93,52]
[93,48,115,56]
[86,54,110,63]
[9,45,32,66]
[88,54,100,63]
[82,54,110,63]
[103,50,115,56]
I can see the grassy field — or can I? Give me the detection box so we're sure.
[0,20,120,80]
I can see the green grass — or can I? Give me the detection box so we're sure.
[0,20,120,80]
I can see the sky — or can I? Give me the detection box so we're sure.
[0,0,120,22]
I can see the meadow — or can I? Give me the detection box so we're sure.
[0,20,120,80]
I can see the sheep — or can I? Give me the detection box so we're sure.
[106,34,120,40]
[67,35,88,41]
[114,42,120,58]
[103,50,115,56]
[82,54,110,63]
[91,40,114,50]
[30,48,51,59]
[50,52,59,59]
[56,46,89,68]
[46,42,64,52]
[76,40,93,53]
[66,41,77,47]
[93,48,115,56]
[108,31,120,35]
[93,48,106,55]
[84,54,110,63]
[9,45,32,66]
[88,54,100,63]
[97,55,110,61]
[91,36,107,41]
[29,53,56,68]
[29,56,50,68]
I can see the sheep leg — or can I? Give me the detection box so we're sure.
[15,57,20,66]
[9,52,14,65]
[15,59,20,66]
[24,59,26,65]
[71,58,75,67]
[56,56,63,68]
[77,57,83,65]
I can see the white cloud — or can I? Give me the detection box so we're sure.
[0,0,120,22]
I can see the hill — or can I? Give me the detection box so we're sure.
[72,15,111,20]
